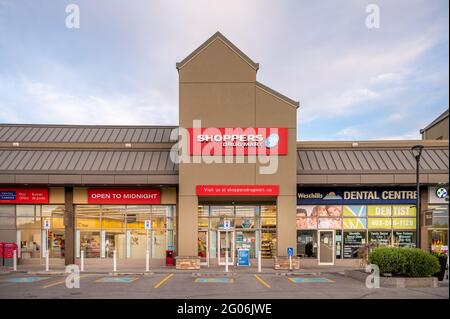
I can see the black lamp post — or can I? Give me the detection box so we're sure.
[411,145,424,249]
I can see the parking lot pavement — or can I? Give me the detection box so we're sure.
[0,272,448,299]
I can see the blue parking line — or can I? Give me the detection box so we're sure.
[195,277,234,283]
[288,277,334,283]
[1,277,50,283]
[95,277,138,283]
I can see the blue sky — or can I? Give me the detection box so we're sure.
[0,0,448,140]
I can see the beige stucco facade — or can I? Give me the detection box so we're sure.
[177,33,298,257]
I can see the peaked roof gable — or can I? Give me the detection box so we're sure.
[176,31,259,71]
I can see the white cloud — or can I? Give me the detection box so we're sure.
[2,78,178,125]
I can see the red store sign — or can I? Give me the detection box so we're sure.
[188,127,288,155]
[87,189,161,204]
[196,185,279,196]
[0,188,49,204]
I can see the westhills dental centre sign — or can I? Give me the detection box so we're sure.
[188,128,288,155]
[297,187,417,205]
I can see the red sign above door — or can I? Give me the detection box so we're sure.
[188,128,288,155]
[196,185,279,196]
[87,189,161,204]
[0,188,49,204]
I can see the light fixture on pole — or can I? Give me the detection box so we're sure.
[411,144,424,249]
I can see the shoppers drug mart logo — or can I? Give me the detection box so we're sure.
[265,133,280,148]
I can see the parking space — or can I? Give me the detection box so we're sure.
[0,272,448,299]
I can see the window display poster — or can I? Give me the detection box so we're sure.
[368,218,392,229]
[369,231,391,245]
[392,218,416,229]
[297,206,342,229]
[343,231,365,258]
[394,231,415,247]
[343,218,367,229]
[343,206,367,217]
[318,218,342,229]
[368,205,392,217]
[392,206,416,217]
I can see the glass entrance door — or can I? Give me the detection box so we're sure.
[318,230,335,265]
[217,230,235,266]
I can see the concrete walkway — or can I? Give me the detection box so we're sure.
[1,263,360,276]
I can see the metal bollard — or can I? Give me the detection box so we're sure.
[45,250,49,272]
[113,250,117,272]
[258,250,261,273]
[80,250,85,272]
[145,250,150,272]
[13,250,17,271]
[225,232,229,273]
[289,255,292,271]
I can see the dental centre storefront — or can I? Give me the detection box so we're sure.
[297,187,418,265]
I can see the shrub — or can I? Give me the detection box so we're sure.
[368,247,440,277]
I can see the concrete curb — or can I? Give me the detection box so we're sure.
[19,270,351,276]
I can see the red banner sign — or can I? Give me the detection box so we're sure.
[87,189,161,204]
[188,128,288,155]
[196,185,279,196]
[0,189,49,204]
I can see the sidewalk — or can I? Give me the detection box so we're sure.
[1,262,361,276]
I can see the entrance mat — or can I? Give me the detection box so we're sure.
[195,277,234,283]
[95,277,138,283]
[1,277,50,283]
[288,277,334,283]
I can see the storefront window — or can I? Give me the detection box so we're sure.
[197,205,277,261]
[369,231,391,246]
[297,230,317,258]
[393,231,416,248]
[343,231,366,258]
[80,231,100,258]
[75,205,176,259]
[16,205,65,258]
[16,206,41,259]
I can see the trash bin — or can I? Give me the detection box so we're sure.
[3,242,18,267]
[165,250,174,266]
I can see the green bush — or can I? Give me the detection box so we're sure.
[368,247,440,277]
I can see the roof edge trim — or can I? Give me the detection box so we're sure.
[255,81,299,109]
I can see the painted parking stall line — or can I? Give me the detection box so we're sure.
[41,274,89,289]
[95,277,138,283]
[254,275,271,288]
[194,277,234,283]
[0,277,50,283]
[154,273,173,288]
[288,277,335,283]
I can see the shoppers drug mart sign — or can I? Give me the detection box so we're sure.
[196,185,279,196]
[88,189,161,204]
[0,188,49,204]
[188,127,288,155]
